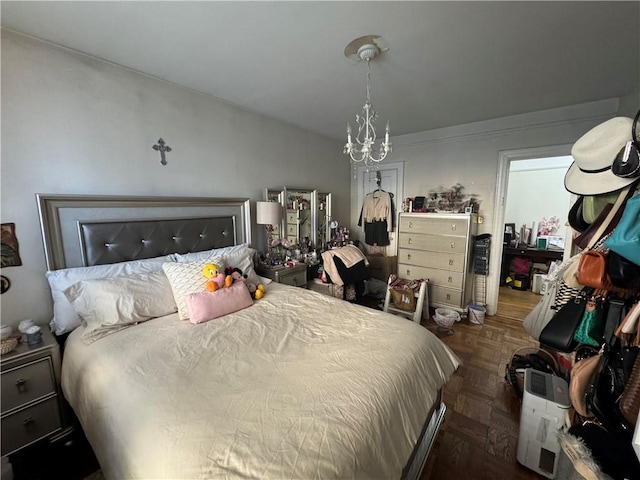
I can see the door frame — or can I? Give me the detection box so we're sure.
[487,144,573,315]
[356,161,404,255]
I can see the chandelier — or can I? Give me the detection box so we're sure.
[343,37,392,170]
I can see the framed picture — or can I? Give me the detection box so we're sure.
[1,223,22,267]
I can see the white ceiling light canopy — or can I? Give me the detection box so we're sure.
[343,34,392,174]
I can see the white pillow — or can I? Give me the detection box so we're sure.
[174,243,250,263]
[46,254,176,335]
[222,247,267,287]
[162,257,224,320]
[64,272,177,344]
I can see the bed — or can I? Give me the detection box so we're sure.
[37,194,460,480]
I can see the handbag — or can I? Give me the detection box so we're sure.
[619,354,640,426]
[586,298,634,440]
[573,300,605,347]
[608,250,640,289]
[577,251,615,290]
[564,186,631,289]
[570,351,604,417]
[540,289,590,352]
[523,279,558,340]
[605,193,640,267]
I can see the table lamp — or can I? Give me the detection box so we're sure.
[256,201,282,256]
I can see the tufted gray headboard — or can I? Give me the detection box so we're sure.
[37,194,251,270]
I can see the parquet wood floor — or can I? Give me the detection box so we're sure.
[420,287,545,480]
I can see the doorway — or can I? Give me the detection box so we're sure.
[487,145,574,316]
[356,162,404,255]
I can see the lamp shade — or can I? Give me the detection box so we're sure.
[256,201,282,225]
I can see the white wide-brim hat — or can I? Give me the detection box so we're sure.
[565,116,637,195]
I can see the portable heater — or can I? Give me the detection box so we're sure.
[516,368,570,478]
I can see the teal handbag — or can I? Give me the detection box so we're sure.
[573,303,604,347]
[604,193,640,266]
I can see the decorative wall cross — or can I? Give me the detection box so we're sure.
[152,138,172,166]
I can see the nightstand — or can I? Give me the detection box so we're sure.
[1,327,63,456]
[257,263,308,288]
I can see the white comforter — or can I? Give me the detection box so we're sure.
[62,283,460,479]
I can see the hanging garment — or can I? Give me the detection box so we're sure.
[358,190,395,246]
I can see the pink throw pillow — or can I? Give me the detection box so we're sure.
[186,282,253,324]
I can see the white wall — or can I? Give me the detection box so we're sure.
[505,158,573,242]
[0,30,346,328]
[350,97,633,315]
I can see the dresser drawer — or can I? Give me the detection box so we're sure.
[1,396,61,456]
[397,263,464,288]
[398,249,466,273]
[286,211,298,224]
[399,216,469,236]
[279,270,307,288]
[398,234,467,254]
[287,224,297,236]
[1,358,56,413]
[430,285,464,308]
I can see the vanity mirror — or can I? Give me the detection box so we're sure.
[315,192,332,247]
[284,188,313,246]
[264,188,332,250]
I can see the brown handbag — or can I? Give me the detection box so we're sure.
[569,351,604,417]
[577,250,615,290]
[619,354,640,426]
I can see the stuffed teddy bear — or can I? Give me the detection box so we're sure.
[202,263,225,292]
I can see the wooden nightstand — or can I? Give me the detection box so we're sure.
[1,327,63,456]
[257,263,308,288]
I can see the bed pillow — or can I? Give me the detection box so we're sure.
[222,247,270,286]
[162,257,224,320]
[64,271,178,344]
[186,282,253,324]
[46,254,176,335]
[174,243,250,263]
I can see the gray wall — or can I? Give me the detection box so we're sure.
[1,30,346,328]
[350,96,637,314]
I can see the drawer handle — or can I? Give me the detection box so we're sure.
[407,253,412,260]
[451,224,457,231]
[446,294,451,300]
[406,269,411,276]
[448,276,453,283]
[22,417,35,431]
[449,259,454,266]
[409,221,413,228]
[450,242,455,249]
[15,378,28,393]
[408,238,412,244]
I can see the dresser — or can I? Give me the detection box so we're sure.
[1,327,63,456]
[256,263,308,288]
[397,213,478,311]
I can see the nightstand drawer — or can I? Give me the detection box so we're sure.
[280,270,307,287]
[1,396,61,456]
[1,358,56,413]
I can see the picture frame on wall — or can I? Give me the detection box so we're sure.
[1,223,22,267]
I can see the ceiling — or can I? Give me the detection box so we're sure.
[2,1,639,141]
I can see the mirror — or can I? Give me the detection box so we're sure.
[315,192,332,248]
[284,188,313,248]
[264,188,331,251]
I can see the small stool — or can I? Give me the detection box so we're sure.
[382,276,428,323]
